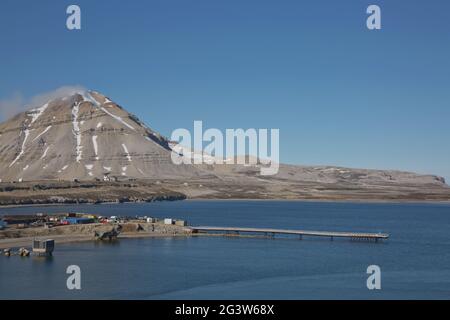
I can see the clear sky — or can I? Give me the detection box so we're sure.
[1,0,449,180]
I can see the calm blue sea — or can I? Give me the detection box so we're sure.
[1,200,450,299]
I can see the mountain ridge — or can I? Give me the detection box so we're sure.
[0,89,449,203]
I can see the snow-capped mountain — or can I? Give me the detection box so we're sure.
[0,90,203,182]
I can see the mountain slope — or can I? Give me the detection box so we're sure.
[0,89,449,203]
[0,90,206,182]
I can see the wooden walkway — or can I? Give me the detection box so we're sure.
[190,226,389,241]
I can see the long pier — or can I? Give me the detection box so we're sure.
[190,226,389,242]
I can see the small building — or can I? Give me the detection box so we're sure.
[107,216,119,223]
[103,173,118,182]
[175,220,187,227]
[164,218,174,225]
[32,239,55,256]
[63,217,95,225]
[44,222,55,229]
[146,217,156,223]
[82,214,97,219]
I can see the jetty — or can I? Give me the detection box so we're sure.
[190,226,389,242]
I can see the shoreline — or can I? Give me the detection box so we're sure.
[1,197,450,209]
[186,198,450,205]
[0,232,194,250]
[0,222,192,250]
[0,230,334,251]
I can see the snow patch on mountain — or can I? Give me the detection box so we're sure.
[72,103,83,162]
[80,91,101,107]
[9,129,31,167]
[32,125,52,142]
[41,146,50,159]
[122,144,132,162]
[101,107,135,131]
[92,135,99,160]
[28,103,49,124]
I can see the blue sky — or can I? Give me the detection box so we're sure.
[1,0,449,180]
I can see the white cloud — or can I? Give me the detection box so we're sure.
[0,91,24,121]
[0,85,86,121]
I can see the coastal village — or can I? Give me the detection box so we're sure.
[0,212,191,257]
[1,210,390,258]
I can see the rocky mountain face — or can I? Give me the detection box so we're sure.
[0,90,206,182]
[0,89,448,203]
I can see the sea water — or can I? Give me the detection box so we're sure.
[0,200,449,299]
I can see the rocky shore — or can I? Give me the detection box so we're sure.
[0,180,186,206]
[0,222,192,250]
